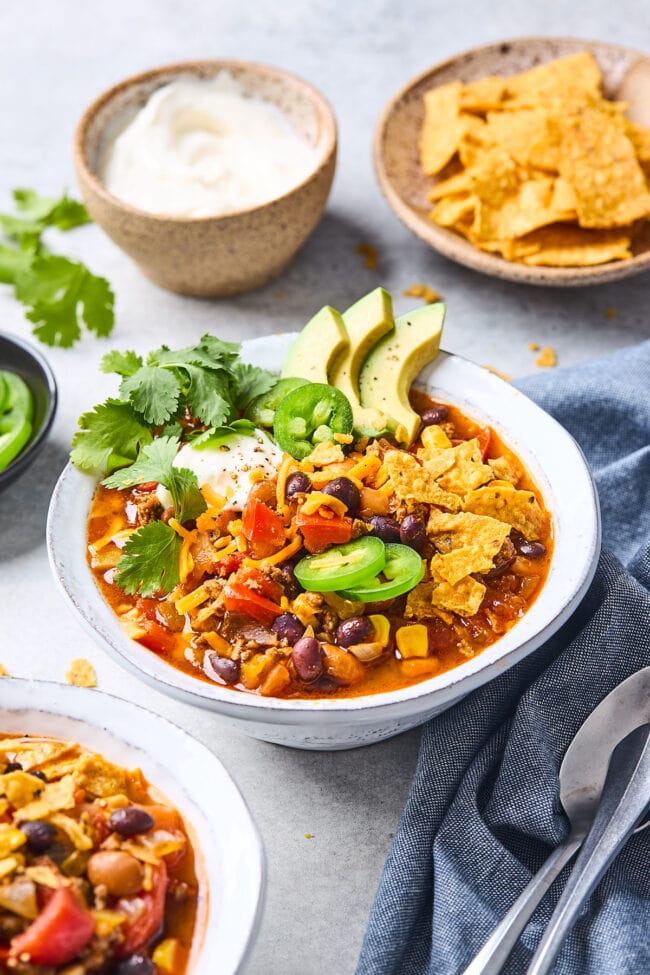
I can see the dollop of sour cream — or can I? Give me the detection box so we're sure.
[100,72,317,217]
[157,430,284,512]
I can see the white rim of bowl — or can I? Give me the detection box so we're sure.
[0,677,265,974]
[47,335,601,721]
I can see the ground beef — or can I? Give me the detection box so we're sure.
[132,491,163,526]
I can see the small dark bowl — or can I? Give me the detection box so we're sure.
[0,333,57,492]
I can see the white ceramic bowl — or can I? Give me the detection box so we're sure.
[0,678,265,973]
[48,335,600,750]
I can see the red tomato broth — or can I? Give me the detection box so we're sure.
[86,391,553,700]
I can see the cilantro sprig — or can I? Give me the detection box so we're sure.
[73,336,279,596]
[0,189,115,348]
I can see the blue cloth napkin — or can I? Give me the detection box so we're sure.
[357,340,650,975]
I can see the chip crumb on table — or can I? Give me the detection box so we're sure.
[65,658,97,688]
[304,832,314,839]
[0,663,8,677]
[419,51,650,267]
[606,307,617,319]
[528,341,540,352]
[402,283,442,303]
[356,242,379,270]
[535,346,558,368]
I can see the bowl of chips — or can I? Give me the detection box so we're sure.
[374,37,650,285]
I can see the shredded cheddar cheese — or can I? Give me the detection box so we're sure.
[175,585,210,615]
[243,536,303,569]
[276,453,295,508]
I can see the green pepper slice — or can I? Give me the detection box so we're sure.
[338,542,424,602]
[246,377,309,430]
[273,383,354,461]
[294,536,386,593]
[0,371,34,470]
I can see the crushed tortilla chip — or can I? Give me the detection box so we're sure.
[404,581,436,620]
[434,439,494,494]
[428,508,511,559]
[0,663,7,677]
[606,307,617,319]
[0,824,27,859]
[304,442,346,467]
[402,284,442,304]
[535,346,557,368]
[430,546,499,585]
[529,342,540,351]
[430,575,486,617]
[12,775,77,822]
[25,865,62,889]
[488,455,521,485]
[49,812,94,851]
[66,658,97,688]
[73,754,131,799]
[356,243,378,270]
[0,857,20,880]
[0,739,77,772]
[463,482,547,540]
[384,451,461,510]
[483,365,512,382]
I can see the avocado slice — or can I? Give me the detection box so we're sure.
[358,302,445,446]
[281,305,349,384]
[331,288,396,436]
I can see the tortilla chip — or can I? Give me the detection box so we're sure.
[13,775,77,822]
[430,546,499,585]
[404,581,436,620]
[461,75,507,112]
[428,507,511,558]
[463,482,547,540]
[520,226,632,266]
[471,175,578,241]
[420,81,465,175]
[471,146,520,206]
[503,52,602,108]
[429,169,475,201]
[0,824,27,859]
[73,753,131,799]
[484,108,560,170]
[418,424,452,454]
[434,439,494,494]
[559,107,650,227]
[430,575,486,617]
[488,455,521,485]
[430,194,476,228]
[0,739,77,772]
[384,451,461,510]
[49,812,94,851]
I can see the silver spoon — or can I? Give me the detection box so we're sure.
[462,666,650,975]
[526,721,650,975]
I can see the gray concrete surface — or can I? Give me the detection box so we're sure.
[1,2,649,972]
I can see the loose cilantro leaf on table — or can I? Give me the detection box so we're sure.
[115,521,182,597]
[102,436,206,524]
[0,188,114,347]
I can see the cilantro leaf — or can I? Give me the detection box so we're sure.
[147,334,240,372]
[71,399,153,473]
[183,365,233,427]
[1,190,90,245]
[120,366,181,425]
[15,254,115,347]
[115,521,182,596]
[190,418,256,447]
[0,244,30,285]
[230,361,278,411]
[101,350,143,377]
[101,436,206,523]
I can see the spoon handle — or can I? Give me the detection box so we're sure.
[526,723,650,975]
[460,836,583,975]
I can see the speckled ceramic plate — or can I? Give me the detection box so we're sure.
[47,334,600,750]
[374,37,650,287]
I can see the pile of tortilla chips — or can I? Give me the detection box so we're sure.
[384,423,548,619]
[419,52,650,266]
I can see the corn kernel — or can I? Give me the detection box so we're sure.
[396,624,429,658]
[368,614,390,647]
[152,938,184,973]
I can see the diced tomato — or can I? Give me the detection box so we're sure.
[133,481,159,493]
[224,583,283,625]
[242,499,285,558]
[143,805,187,868]
[116,862,168,958]
[296,511,353,553]
[234,565,284,604]
[211,551,246,578]
[10,885,95,966]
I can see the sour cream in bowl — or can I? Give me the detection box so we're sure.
[74,60,337,297]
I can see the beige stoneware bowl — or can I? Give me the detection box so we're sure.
[374,37,650,287]
[75,60,337,297]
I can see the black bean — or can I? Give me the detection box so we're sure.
[108,807,155,837]
[368,515,401,543]
[280,561,303,599]
[3,762,22,773]
[20,820,56,853]
[292,637,323,683]
[271,612,305,644]
[517,540,547,559]
[399,514,427,552]
[207,653,240,685]
[420,405,448,427]
[30,771,47,782]
[322,477,360,516]
[483,556,516,581]
[309,675,339,693]
[113,957,156,975]
[285,472,311,498]
[337,616,373,647]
